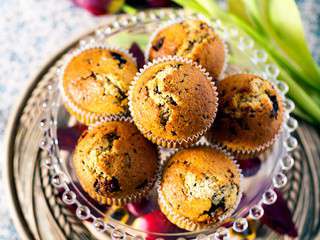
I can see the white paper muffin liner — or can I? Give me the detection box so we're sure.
[74,115,161,206]
[128,55,219,148]
[157,142,243,231]
[58,43,137,125]
[144,15,228,80]
[206,73,286,159]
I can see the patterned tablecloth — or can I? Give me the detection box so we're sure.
[0,0,319,239]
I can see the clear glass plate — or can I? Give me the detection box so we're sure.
[39,9,298,239]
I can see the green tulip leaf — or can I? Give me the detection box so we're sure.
[228,0,253,25]
[241,0,269,36]
[262,0,320,86]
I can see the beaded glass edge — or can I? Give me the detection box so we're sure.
[38,9,298,240]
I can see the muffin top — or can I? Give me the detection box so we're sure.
[73,121,158,200]
[129,59,218,143]
[159,146,240,225]
[148,19,225,79]
[62,47,137,116]
[208,74,284,152]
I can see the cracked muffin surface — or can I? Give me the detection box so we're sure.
[158,146,240,230]
[129,60,218,146]
[207,74,284,156]
[148,19,225,79]
[62,48,137,122]
[73,121,158,204]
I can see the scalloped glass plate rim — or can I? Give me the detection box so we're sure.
[39,9,298,239]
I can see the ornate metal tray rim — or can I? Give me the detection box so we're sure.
[3,9,306,240]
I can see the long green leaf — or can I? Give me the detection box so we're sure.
[293,106,316,124]
[241,0,269,36]
[122,4,137,14]
[172,0,211,16]
[279,71,320,123]
[231,0,320,90]
[261,0,320,87]
[193,0,225,18]
[227,0,253,26]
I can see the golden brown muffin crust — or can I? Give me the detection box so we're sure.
[159,146,240,225]
[73,121,158,201]
[130,60,217,142]
[63,48,137,116]
[148,19,225,79]
[208,74,284,152]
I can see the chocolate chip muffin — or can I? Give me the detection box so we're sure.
[60,46,137,125]
[207,74,284,158]
[147,19,226,80]
[128,57,218,148]
[158,146,241,231]
[73,120,159,205]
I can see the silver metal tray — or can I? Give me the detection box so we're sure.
[4,10,320,240]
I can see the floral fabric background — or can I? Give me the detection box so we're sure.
[0,0,319,239]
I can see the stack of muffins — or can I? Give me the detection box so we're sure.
[59,18,284,231]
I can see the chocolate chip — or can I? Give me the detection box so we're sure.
[227,169,234,178]
[105,177,121,193]
[200,23,206,30]
[176,63,183,69]
[203,198,226,217]
[183,160,191,167]
[93,179,101,193]
[171,131,177,136]
[153,85,161,94]
[110,51,127,68]
[159,105,171,127]
[144,86,149,97]
[103,132,120,151]
[185,39,196,52]
[167,161,175,169]
[104,76,127,102]
[88,71,97,80]
[166,95,177,106]
[268,94,279,118]
[152,37,164,51]
[116,88,127,101]
[85,58,93,64]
